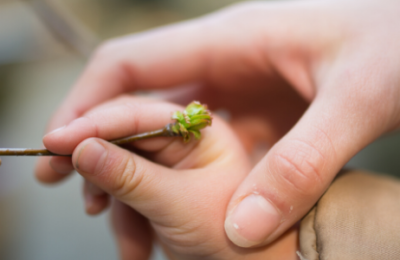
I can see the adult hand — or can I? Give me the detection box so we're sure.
[43,96,299,259]
[36,0,400,248]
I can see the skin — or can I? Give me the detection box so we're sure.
[36,0,400,253]
[43,96,299,260]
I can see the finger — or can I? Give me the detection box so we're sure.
[45,17,215,136]
[49,156,74,175]
[38,98,175,182]
[43,98,179,155]
[36,157,71,183]
[37,156,74,184]
[83,180,109,215]
[224,83,391,247]
[71,125,250,222]
[35,114,85,183]
[59,20,214,118]
[111,200,152,260]
[43,98,231,169]
[72,137,180,216]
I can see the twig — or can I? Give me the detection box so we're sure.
[0,102,212,165]
[0,124,178,158]
[111,123,178,146]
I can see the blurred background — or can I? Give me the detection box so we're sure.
[0,0,399,259]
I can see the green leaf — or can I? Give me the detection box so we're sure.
[190,129,202,139]
[171,101,213,142]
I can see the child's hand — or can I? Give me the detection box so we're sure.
[42,96,298,260]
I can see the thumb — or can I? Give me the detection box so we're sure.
[224,88,389,248]
[71,137,179,220]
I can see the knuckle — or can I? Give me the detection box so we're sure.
[112,156,142,199]
[271,141,326,196]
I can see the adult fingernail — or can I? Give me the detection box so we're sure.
[225,195,280,248]
[75,140,107,175]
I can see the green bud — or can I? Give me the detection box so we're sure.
[171,101,213,142]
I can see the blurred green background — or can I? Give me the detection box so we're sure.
[0,0,399,259]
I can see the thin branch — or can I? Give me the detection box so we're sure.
[0,102,212,165]
[0,124,178,157]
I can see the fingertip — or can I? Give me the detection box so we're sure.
[43,125,66,139]
[73,138,108,176]
[83,179,109,215]
[225,195,280,248]
[84,193,110,215]
[49,156,74,175]
[35,157,72,184]
[44,117,97,155]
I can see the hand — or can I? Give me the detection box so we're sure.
[36,0,400,248]
[43,96,298,260]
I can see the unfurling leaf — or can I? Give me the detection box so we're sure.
[171,101,213,142]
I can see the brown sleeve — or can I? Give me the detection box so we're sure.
[299,170,400,260]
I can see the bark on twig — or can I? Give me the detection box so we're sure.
[0,124,179,158]
[0,102,211,165]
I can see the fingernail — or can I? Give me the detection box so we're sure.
[75,140,107,175]
[46,125,66,136]
[225,195,280,248]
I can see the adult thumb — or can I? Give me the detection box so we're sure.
[224,88,389,248]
